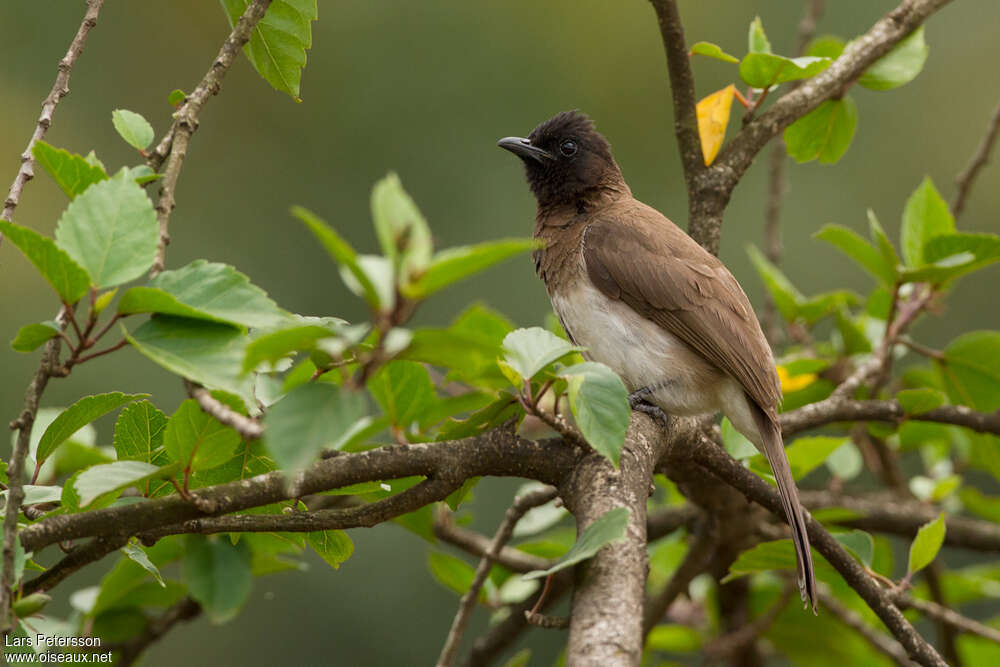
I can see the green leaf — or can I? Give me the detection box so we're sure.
[0,220,91,303]
[168,89,186,106]
[264,383,369,473]
[500,649,532,667]
[10,321,61,353]
[646,625,703,654]
[899,252,978,284]
[859,26,928,91]
[307,530,354,569]
[784,96,858,164]
[184,535,252,623]
[523,507,629,579]
[70,461,170,508]
[427,552,485,600]
[118,260,287,329]
[291,206,382,309]
[814,224,895,285]
[834,529,874,568]
[897,388,946,414]
[113,400,168,464]
[32,141,107,198]
[749,436,847,483]
[805,35,845,59]
[54,169,158,288]
[164,399,241,472]
[939,331,1000,411]
[560,362,629,467]
[747,245,802,320]
[748,16,772,54]
[835,308,872,355]
[721,417,757,459]
[907,512,946,575]
[726,539,832,582]
[125,316,253,402]
[866,210,901,275]
[501,327,583,381]
[367,361,436,430]
[37,393,147,468]
[913,232,1000,285]
[959,487,1000,523]
[120,543,166,587]
[371,172,433,283]
[403,238,539,299]
[220,0,316,100]
[243,322,343,372]
[690,41,739,63]
[111,109,154,150]
[739,54,830,89]
[901,176,954,267]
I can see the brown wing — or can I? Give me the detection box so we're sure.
[582,202,781,412]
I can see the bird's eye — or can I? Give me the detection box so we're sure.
[559,139,578,157]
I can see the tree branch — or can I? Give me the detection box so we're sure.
[0,0,104,230]
[688,433,947,666]
[818,589,912,666]
[148,0,274,276]
[22,536,127,597]
[952,97,1000,219]
[715,0,954,186]
[184,380,263,440]
[116,597,201,666]
[800,490,1000,553]
[781,397,1000,439]
[436,487,558,667]
[894,592,1000,644]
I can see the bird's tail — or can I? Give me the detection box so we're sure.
[749,402,817,612]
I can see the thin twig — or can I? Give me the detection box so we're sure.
[952,98,1000,219]
[818,589,913,666]
[184,380,264,440]
[148,0,274,276]
[895,592,1000,644]
[923,563,963,667]
[117,597,202,665]
[435,487,558,667]
[21,536,128,596]
[0,0,104,230]
[761,0,826,342]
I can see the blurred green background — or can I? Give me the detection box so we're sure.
[1,1,997,664]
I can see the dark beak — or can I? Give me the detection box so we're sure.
[497,136,553,163]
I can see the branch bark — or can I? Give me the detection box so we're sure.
[148,0,274,276]
[952,97,1000,219]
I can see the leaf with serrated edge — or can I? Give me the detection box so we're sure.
[502,327,583,381]
[32,140,107,198]
[163,399,241,472]
[72,460,171,508]
[0,221,91,303]
[36,393,147,468]
[523,507,629,579]
[561,362,629,467]
[118,260,288,329]
[54,170,158,288]
[220,0,316,100]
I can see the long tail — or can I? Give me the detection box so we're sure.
[749,401,817,612]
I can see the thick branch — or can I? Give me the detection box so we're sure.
[689,434,947,667]
[1,0,103,228]
[781,398,1000,438]
[148,0,274,275]
[952,97,1000,219]
[22,536,127,597]
[18,426,578,553]
[715,0,954,185]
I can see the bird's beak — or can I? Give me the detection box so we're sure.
[497,136,553,163]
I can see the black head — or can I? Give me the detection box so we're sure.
[498,111,623,208]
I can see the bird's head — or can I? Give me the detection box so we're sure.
[498,110,624,209]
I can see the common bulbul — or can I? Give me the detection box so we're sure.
[498,111,816,611]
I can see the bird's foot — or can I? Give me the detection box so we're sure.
[628,393,671,428]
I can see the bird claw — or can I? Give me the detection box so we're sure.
[628,395,671,428]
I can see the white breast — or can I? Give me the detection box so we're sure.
[550,281,727,417]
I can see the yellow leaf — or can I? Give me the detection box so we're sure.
[777,365,817,393]
[696,85,735,165]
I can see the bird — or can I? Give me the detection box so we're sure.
[497,110,816,611]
